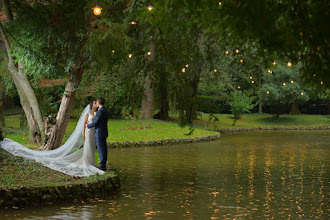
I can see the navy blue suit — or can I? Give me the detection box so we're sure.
[87,106,109,170]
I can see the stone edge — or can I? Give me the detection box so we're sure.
[215,125,330,133]
[0,172,120,208]
[107,133,221,148]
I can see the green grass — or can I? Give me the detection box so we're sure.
[0,149,115,188]
[3,115,217,147]
[172,112,330,130]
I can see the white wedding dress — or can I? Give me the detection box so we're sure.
[0,105,105,177]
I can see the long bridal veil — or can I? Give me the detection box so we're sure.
[0,105,104,177]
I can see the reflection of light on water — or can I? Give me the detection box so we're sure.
[264,144,274,219]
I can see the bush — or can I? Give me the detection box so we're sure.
[196,95,224,113]
[229,91,256,126]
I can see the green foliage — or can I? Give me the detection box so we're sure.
[259,64,309,117]
[229,91,256,126]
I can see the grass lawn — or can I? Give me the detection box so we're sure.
[3,115,217,147]
[170,112,330,130]
[0,149,115,188]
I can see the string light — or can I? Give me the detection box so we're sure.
[186,64,189,68]
[235,49,240,54]
[313,74,316,77]
[128,54,133,58]
[267,69,272,73]
[112,50,115,53]
[240,59,244,63]
[290,80,294,84]
[237,86,241,89]
[129,21,137,25]
[283,83,286,86]
[320,81,323,85]
[272,61,276,66]
[301,92,304,95]
[92,3,102,16]
[249,76,253,79]
[214,69,217,72]
[147,5,154,11]
[218,2,222,5]
[147,51,151,56]
[288,62,292,67]
[266,91,270,94]
[182,68,186,73]
[225,50,229,55]
[251,81,255,84]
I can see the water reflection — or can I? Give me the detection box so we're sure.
[0,130,329,219]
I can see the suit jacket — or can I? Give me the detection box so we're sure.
[87,106,109,137]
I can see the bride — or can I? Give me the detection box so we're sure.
[0,101,105,177]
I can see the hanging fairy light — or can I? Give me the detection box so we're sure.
[214,69,217,72]
[128,54,133,59]
[129,21,137,25]
[182,68,186,73]
[290,80,294,84]
[251,81,255,84]
[287,62,292,67]
[240,59,244,63]
[186,64,189,68]
[147,4,154,11]
[272,61,276,66]
[92,3,102,16]
[235,49,240,54]
[313,74,316,77]
[237,86,241,89]
[218,2,222,5]
[112,50,115,53]
[301,92,304,96]
[283,83,286,86]
[266,91,270,94]
[320,81,323,85]
[249,76,253,79]
[147,51,151,56]
[267,69,272,73]
[225,50,229,55]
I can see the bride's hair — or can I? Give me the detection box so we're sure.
[89,99,96,110]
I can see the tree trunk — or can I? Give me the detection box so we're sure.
[0,76,5,127]
[290,102,301,115]
[41,65,85,150]
[154,72,169,121]
[140,42,154,119]
[0,22,45,144]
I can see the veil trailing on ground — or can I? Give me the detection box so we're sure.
[0,105,104,177]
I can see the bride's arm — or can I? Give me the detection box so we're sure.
[83,114,88,139]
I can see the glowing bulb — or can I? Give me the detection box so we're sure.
[225,50,229,55]
[129,21,137,25]
[128,54,132,58]
[214,69,217,72]
[147,5,154,11]
[112,50,115,53]
[249,76,253,79]
[266,91,270,94]
[147,51,151,56]
[301,92,304,95]
[288,62,292,67]
[320,81,323,85]
[218,2,222,5]
[313,74,316,77]
[235,49,240,53]
[240,59,244,63]
[92,4,102,16]
[283,83,286,86]
[272,61,276,65]
[237,86,241,89]
[267,69,272,73]
[291,80,294,84]
[251,81,255,84]
[186,64,189,68]
[182,68,186,73]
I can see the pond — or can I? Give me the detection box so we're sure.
[1,130,329,219]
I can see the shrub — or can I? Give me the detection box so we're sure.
[229,91,256,126]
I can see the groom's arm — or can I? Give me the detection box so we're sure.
[87,110,103,129]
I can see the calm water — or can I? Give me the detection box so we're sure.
[1,130,329,219]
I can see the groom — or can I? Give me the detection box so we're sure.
[87,97,109,171]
